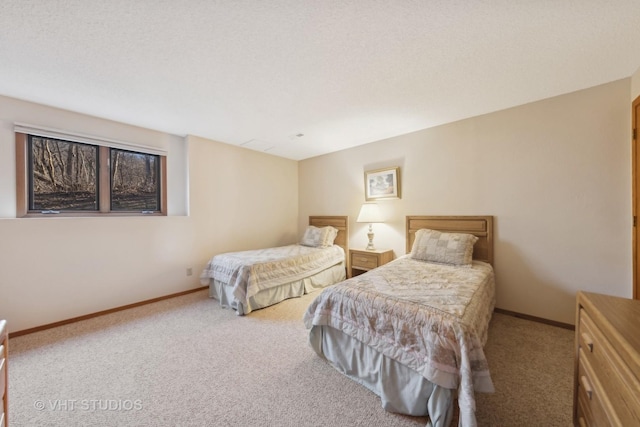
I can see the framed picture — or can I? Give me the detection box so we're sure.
[364,167,401,201]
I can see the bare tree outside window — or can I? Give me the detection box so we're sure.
[110,149,160,211]
[29,136,98,210]
[26,135,162,213]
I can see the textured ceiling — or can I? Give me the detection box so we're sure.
[1,1,640,160]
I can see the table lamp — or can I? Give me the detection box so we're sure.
[356,202,383,250]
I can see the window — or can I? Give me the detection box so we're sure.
[16,130,167,217]
[110,148,160,211]
[28,136,99,211]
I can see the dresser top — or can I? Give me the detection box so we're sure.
[578,291,640,354]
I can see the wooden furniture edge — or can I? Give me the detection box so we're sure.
[576,291,640,372]
[0,319,7,427]
[573,291,640,425]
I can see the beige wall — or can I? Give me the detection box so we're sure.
[0,97,298,332]
[0,75,635,331]
[299,78,632,325]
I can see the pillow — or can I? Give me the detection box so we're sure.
[410,228,478,267]
[300,226,338,248]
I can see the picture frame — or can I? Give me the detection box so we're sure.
[364,167,401,201]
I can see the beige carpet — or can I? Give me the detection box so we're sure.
[7,290,574,426]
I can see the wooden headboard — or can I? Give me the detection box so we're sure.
[406,216,494,265]
[309,216,349,256]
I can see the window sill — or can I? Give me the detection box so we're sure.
[20,211,166,218]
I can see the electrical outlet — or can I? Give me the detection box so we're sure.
[186,267,193,276]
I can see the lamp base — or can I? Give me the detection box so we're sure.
[366,230,376,250]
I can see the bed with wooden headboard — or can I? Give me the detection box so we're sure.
[309,215,349,257]
[305,215,495,427]
[200,216,348,315]
[406,215,494,264]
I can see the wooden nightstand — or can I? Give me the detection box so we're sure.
[349,248,394,278]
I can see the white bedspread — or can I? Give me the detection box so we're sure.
[200,244,345,302]
[303,255,495,427]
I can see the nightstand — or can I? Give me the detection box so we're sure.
[349,248,394,278]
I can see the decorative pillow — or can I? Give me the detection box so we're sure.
[410,228,478,267]
[300,226,338,248]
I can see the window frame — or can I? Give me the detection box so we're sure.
[16,132,167,217]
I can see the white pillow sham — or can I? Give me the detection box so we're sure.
[300,226,338,248]
[410,228,478,267]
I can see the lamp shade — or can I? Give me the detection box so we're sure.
[356,203,383,223]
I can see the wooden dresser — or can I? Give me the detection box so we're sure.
[574,291,640,426]
[0,320,7,427]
